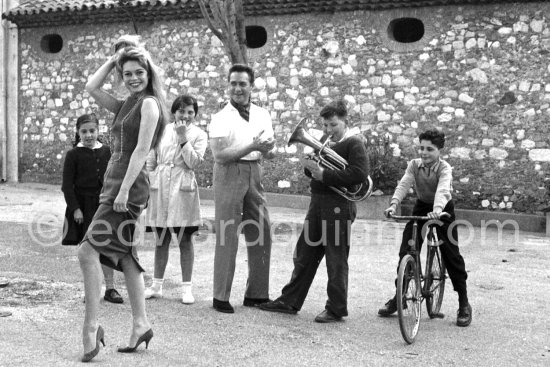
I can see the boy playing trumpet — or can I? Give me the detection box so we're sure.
[260,99,369,323]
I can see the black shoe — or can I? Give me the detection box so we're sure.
[243,297,271,308]
[314,309,343,323]
[378,297,397,317]
[213,298,234,313]
[259,299,298,315]
[104,289,123,304]
[456,303,472,327]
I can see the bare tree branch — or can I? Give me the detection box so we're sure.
[234,0,247,60]
[197,0,248,64]
[226,0,246,64]
[197,0,224,40]
[210,1,224,27]
[234,0,246,46]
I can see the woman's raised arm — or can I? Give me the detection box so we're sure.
[85,55,121,114]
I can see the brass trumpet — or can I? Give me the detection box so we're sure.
[287,118,373,202]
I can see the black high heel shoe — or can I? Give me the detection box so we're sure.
[117,329,153,353]
[81,325,105,363]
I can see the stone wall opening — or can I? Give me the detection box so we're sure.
[387,17,424,43]
[246,25,267,49]
[40,34,63,53]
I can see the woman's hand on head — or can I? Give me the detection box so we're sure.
[109,48,124,66]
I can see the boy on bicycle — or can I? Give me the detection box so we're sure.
[379,129,472,327]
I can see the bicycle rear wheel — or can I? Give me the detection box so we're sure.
[397,255,421,344]
[425,246,446,318]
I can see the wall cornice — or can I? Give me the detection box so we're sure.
[2,0,544,28]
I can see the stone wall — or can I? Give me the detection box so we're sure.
[17,2,550,213]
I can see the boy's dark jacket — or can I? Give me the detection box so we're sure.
[305,133,370,196]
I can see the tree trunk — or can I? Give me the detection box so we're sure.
[197,0,248,65]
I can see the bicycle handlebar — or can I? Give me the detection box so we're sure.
[386,212,450,221]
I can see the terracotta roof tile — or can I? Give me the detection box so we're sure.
[2,0,544,28]
[9,0,185,14]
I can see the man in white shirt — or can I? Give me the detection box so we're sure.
[209,64,276,313]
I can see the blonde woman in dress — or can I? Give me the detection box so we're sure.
[144,95,207,304]
[78,46,168,362]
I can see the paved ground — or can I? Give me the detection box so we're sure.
[0,182,549,366]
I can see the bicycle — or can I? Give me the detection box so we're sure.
[387,212,449,344]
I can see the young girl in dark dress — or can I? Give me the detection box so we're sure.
[61,113,123,304]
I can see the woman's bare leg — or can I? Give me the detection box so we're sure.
[77,241,103,353]
[120,255,152,347]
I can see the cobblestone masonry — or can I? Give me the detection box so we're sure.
[17,3,550,213]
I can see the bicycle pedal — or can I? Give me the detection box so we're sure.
[431,312,445,319]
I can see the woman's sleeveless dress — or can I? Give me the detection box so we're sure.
[82,93,161,272]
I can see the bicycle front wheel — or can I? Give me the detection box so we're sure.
[425,246,446,318]
[397,254,421,344]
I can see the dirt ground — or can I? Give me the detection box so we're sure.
[0,183,549,366]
